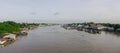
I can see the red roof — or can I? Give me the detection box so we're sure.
[0,34,9,36]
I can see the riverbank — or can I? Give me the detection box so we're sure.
[0,21,47,45]
[62,22,120,34]
[0,21,40,34]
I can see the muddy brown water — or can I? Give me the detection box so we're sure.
[0,25,120,53]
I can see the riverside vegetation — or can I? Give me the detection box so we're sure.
[0,21,40,46]
[0,21,39,34]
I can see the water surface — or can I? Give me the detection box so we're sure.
[0,25,120,53]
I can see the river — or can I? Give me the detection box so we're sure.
[0,25,120,53]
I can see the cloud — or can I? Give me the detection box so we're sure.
[30,12,37,15]
[53,12,60,15]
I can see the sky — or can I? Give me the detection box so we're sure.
[0,0,120,23]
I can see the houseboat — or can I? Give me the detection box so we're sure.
[0,38,7,45]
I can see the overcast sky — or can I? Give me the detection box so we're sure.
[0,0,120,23]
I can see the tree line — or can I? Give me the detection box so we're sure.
[0,21,39,34]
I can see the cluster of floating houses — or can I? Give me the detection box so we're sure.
[62,23,120,33]
[0,28,28,46]
[0,24,40,47]
[0,34,16,45]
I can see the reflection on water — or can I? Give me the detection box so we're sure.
[0,34,27,48]
[0,39,17,48]
[64,26,120,36]
[104,31,120,37]
[84,29,101,34]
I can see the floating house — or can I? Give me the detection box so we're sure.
[116,28,120,32]
[3,34,16,40]
[0,38,7,45]
[105,27,114,31]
